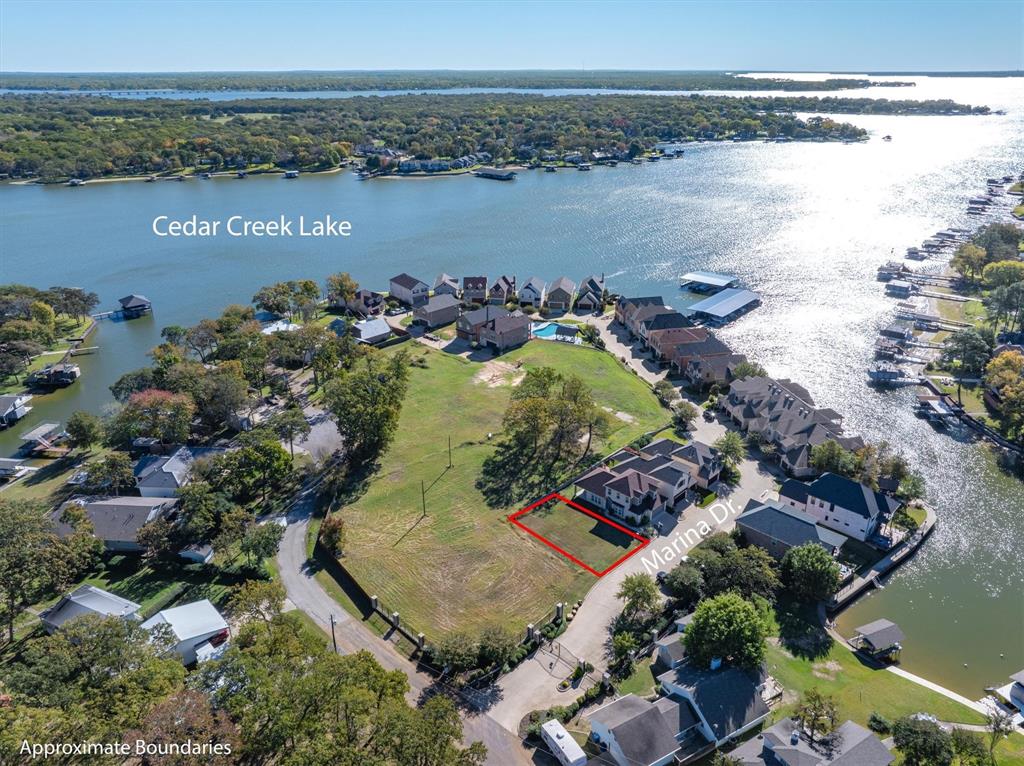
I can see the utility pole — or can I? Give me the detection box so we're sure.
[448,434,452,468]
[330,614,338,654]
[421,479,427,519]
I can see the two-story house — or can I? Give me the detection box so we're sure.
[518,276,547,308]
[574,274,605,313]
[488,275,517,305]
[545,277,576,312]
[462,276,488,305]
[778,473,899,542]
[389,273,429,307]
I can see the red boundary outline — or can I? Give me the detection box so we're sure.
[507,492,651,577]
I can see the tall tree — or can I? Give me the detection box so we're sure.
[683,592,767,670]
[941,329,991,404]
[616,573,661,621]
[781,543,841,602]
[65,410,103,451]
[267,407,311,458]
[794,689,838,743]
[0,500,56,643]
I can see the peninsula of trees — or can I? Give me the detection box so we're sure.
[0,92,987,181]
[0,70,916,93]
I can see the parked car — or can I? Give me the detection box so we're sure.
[702,408,715,422]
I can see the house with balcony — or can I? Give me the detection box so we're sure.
[778,472,899,542]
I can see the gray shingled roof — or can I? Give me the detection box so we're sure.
[52,496,177,545]
[588,695,681,766]
[736,500,847,553]
[548,276,576,295]
[804,473,901,520]
[420,293,461,312]
[390,273,426,290]
[657,664,769,741]
[733,717,894,766]
[855,619,905,651]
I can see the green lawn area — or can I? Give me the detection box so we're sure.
[336,342,667,638]
[2,448,110,505]
[615,655,659,697]
[765,640,987,726]
[516,499,645,574]
[0,316,93,394]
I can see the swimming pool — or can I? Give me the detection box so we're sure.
[531,322,581,343]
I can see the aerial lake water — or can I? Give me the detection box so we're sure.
[1,76,1021,698]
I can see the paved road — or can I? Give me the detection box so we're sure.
[277,477,534,766]
[489,315,780,732]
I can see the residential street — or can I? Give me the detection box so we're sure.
[277,477,534,766]
[488,314,780,733]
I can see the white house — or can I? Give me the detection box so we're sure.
[389,273,429,307]
[587,694,684,766]
[142,599,229,665]
[0,393,33,427]
[518,276,547,308]
[778,473,899,542]
[40,585,142,633]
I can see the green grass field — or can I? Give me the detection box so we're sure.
[516,499,645,574]
[336,341,667,637]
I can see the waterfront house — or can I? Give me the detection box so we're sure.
[627,304,677,339]
[345,288,385,317]
[51,496,178,553]
[731,718,894,766]
[615,296,664,327]
[684,353,749,389]
[462,276,488,305]
[736,499,846,560]
[134,445,226,498]
[488,275,517,305]
[0,393,33,427]
[351,317,392,345]
[640,311,693,349]
[433,273,461,298]
[478,311,530,352]
[389,273,429,307]
[119,294,152,318]
[545,277,576,312]
[540,720,587,766]
[648,326,707,363]
[668,335,734,374]
[574,467,670,527]
[721,377,864,478]
[686,288,761,325]
[142,599,229,665]
[40,585,142,634]
[657,663,773,748]
[574,274,605,313]
[413,294,461,328]
[853,619,905,660]
[519,277,547,308]
[778,473,899,542]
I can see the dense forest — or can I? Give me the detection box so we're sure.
[0,92,986,181]
[0,70,915,92]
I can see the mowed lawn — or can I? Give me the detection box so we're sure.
[517,499,647,574]
[338,342,667,637]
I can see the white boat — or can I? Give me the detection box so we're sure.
[284,170,299,179]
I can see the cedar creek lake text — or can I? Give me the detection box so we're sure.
[152,214,352,238]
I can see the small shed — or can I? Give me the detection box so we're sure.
[855,618,905,660]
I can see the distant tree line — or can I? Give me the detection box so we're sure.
[0,70,911,92]
[0,92,986,180]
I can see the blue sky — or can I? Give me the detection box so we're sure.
[1,0,1021,73]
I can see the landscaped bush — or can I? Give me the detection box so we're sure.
[868,711,892,734]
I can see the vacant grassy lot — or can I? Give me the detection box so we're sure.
[337,341,666,637]
[516,499,646,574]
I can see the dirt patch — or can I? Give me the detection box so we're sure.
[602,406,636,423]
[811,660,843,681]
[474,360,524,388]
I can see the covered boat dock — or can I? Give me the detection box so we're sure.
[686,288,761,324]
[679,271,740,294]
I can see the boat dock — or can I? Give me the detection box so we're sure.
[828,503,937,613]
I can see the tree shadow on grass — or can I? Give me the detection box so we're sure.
[476,439,572,509]
[776,601,833,661]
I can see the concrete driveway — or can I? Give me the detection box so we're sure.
[489,316,780,732]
